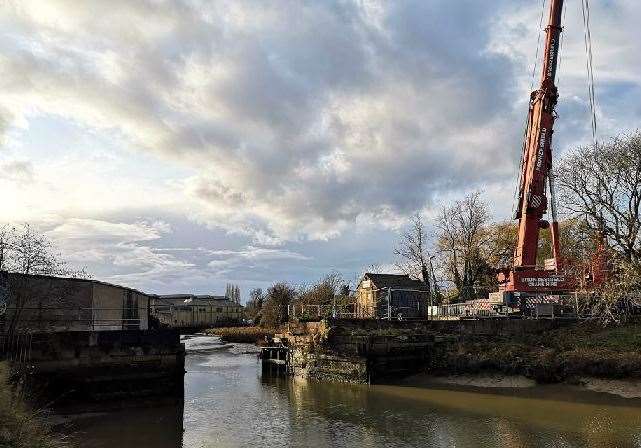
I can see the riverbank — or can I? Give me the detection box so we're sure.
[205,326,277,343]
[403,373,641,400]
[432,320,641,385]
[0,362,66,448]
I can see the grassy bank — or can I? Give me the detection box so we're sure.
[205,326,278,344]
[434,321,641,383]
[0,362,66,448]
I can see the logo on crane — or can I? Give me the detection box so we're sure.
[547,37,557,79]
[522,275,565,288]
[535,128,547,171]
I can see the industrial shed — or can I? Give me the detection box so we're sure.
[150,294,243,329]
[355,273,429,320]
[0,271,149,333]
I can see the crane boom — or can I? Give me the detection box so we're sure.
[498,0,568,295]
[514,0,563,268]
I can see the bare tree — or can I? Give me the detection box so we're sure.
[435,192,491,301]
[556,132,641,322]
[0,224,89,335]
[244,288,264,324]
[10,224,67,275]
[297,272,348,306]
[556,132,641,263]
[394,213,434,296]
[260,282,296,328]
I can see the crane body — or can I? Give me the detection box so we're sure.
[497,0,569,297]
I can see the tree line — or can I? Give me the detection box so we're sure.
[2,132,639,326]
[394,131,641,321]
[243,272,351,328]
[244,131,641,326]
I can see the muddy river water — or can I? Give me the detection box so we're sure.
[59,334,641,447]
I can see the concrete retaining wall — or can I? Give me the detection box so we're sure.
[25,329,185,402]
[279,318,578,384]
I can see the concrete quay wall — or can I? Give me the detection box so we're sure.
[24,329,185,402]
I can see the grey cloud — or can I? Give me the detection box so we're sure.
[1,0,638,243]
[0,160,34,183]
[44,218,198,291]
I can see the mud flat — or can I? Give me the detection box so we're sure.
[580,378,641,399]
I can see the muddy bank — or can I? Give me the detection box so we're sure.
[424,373,536,388]
[430,321,641,385]
[580,378,641,399]
[402,371,641,400]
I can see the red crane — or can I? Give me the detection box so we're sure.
[497,0,568,299]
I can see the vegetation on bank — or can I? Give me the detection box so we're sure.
[0,362,66,448]
[205,326,277,344]
[434,321,641,383]
[243,275,351,328]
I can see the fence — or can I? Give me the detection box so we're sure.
[428,301,500,320]
[288,303,355,320]
[2,306,143,332]
[427,294,601,320]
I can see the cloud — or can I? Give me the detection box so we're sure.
[2,0,641,293]
[0,0,528,243]
[45,218,196,289]
[47,218,170,243]
[0,160,33,183]
[207,246,311,270]
[40,216,313,293]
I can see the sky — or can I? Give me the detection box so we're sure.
[1,0,640,300]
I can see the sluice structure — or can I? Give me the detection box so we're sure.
[263,319,447,383]
[262,318,575,384]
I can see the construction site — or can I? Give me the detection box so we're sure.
[259,0,641,385]
[2,0,641,447]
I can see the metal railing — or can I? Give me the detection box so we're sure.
[428,302,499,320]
[288,303,355,320]
[2,306,143,332]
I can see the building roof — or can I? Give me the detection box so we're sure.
[361,273,429,291]
[2,270,148,296]
[158,294,228,301]
[153,294,242,308]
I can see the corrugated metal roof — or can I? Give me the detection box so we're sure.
[2,271,149,296]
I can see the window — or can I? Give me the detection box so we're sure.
[122,291,139,330]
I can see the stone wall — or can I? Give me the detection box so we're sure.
[285,319,439,383]
[281,318,578,384]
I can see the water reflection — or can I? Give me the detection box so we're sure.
[56,335,641,448]
[264,373,641,448]
[56,398,184,448]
